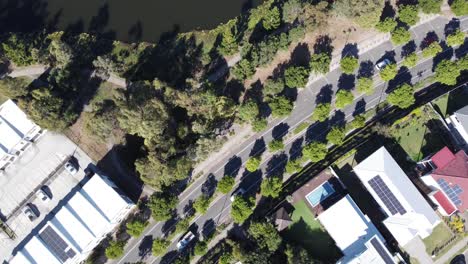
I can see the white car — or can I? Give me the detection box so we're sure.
[230,188,246,202]
[22,204,38,221]
[375,59,391,71]
[64,160,78,175]
[36,188,51,203]
[176,231,195,251]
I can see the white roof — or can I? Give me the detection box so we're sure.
[354,147,440,246]
[0,100,37,154]
[9,174,133,264]
[318,195,395,264]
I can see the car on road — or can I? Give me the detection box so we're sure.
[375,59,391,71]
[230,188,246,202]
[36,187,51,202]
[177,231,195,251]
[22,204,38,221]
[64,159,78,175]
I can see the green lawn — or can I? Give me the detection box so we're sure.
[422,223,453,256]
[282,200,341,262]
[433,94,449,117]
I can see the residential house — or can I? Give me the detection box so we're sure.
[448,105,468,146]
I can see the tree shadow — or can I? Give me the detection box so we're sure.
[380,1,396,19]
[305,121,329,143]
[420,31,439,50]
[88,3,110,34]
[272,122,290,140]
[201,173,218,197]
[314,35,334,55]
[138,235,153,258]
[387,66,413,93]
[337,74,355,91]
[401,40,417,57]
[444,18,460,37]
[202,219,216,239]
[265,153,288,178]
[358,60,374,78]
[353,98,367,116]
[341,43,359,59]
[381,50,396,63]
[160,250,179,264]
[224,155,242,177]
[249,137,266,157]
[330,110,346,128]
[289,137,304,160]
[128,20,143,42]
[290,42,311,67]
[283,85,298,102]
[433,41,453,71]
[315,84,333,104]
[454,38,468,59]
[223,79,245,104]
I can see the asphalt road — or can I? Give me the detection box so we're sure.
[115,15,468,264]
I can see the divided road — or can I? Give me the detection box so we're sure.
[115,15,468,264]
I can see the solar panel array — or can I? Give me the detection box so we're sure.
[370,237,394,264]
[437,178,463,205]
[368,175,407,215]
[38,226,76,262]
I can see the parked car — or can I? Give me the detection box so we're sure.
[375,59,391,71]
[36,187,51,202]
[64,159,78,175]
[22,204,38,221]
[230,188,246,202]
[176,231,195,251]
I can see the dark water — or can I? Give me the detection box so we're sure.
[0,0,260,43]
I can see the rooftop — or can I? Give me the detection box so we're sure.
[453,105,468,133]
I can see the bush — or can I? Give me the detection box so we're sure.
[263,7,281,30]
[435,59,461,85]
[335,89,354,109]
[105,241,125,259]
[152,238,170,256]
[193,195,212,214]
[252,118,268,132]
[268,139,285,152]
[302,141,328,162]
[398,5,419,26]
[340,56,359,74]
[326,126,346,145]
[263,78,285,97]
[126,219,149,237]
[450,0,468,16]
[402,53,418,68]
[376,18,397,32]
[194,241,208,255]
[422,42,442,58]
[284,66,309,88]
[232,59,255,80]
[446,30,466,47]
[269,96,294,117]
[356,77,373,95]
[387,83,415,109]
[380,63,398,81]
[148,192,178,221]
[391,27,411,45]
[286,159,302,174]
[260,177,283,198]
[419,0,442,14]
[238,100,259,122]
[246,156,262,172]
[218,176,235,194]
[312,103,331,122]
[351,115,366,128]
[310,53,331,74]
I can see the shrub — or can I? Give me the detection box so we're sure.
[126,219,149,237]
[302,141,328,162]
[391,27,411,45]
[105,241,125,259]
[446,30,466,47]
[284,66,309,88]
[268,139,285,152]
[351,115,366,128]
[312,103,331,122]
[422,42,442,58]
[269,96,294,117]
[194,241,208,255]
[152,238,170,256]
[218,176,235,194]
[419,0,442,14]
[402,53,418,68]
[398,5,419,26]
[326,126,346,145]
[252,118,268,132]
[340,56,359,74]
[387,83,415,109]
[246,156,262,172]
[379,63,398,81]
[310,53,331,74]
[450,0,468,16]
[335,90,354,109]
[356,77,373,95]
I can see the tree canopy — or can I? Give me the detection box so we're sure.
[238,100,260,123]
[402,53,418,68]
[218,27,238,56]
[398,5,419,26]
[252,118,269,132]
[263,7,282,30]
[326,126,346,145]
[312,103,331,122]
[302,141,328,162]
[231,196,255,223]
[376,18,397,33]
[334,0,384,27]
[379,63,398,81]
[310,53,331,74]
[248,221,282,252]
[105,241,125,259]
[284,66,309,88]
[391,27,411,45]
[387,83,415,109]
[340,56,359,74]
[435,59,461,85]
[193,195,212,214]
[263,78,285,97]
[419,0,442,14]
[260,177,283,198]
[152,238,170,256]
[126,220,148,237]
[450,0,468,16]
[335,89,354,109]
[147,192,178,221]
[446,30,466,47]
[246,156,262,172]
[351,115,366,128]
[422,42,442,58]
[269,96,294,117]
[356,77,373,95]
[268,139,285,152]
[218,176,236,194]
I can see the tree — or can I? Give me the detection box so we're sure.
[48,35,75,68]
[334,0,384,28]
[379,63,398,81]
[263,78,285,97]
[126,220,149,237]
[391,27,411,45]
[289,26,306,42]
[218,27,238,56]
[326,126,346,145]
[356,77,373,95]
[398,5,419,26]
[302,141,328,162]
[248,221,282,252]
[268,139,284,152]
[335,89,354,109]
[105,241,125,259]
[351,115,366,128]
[152,238,170,256]
[376,18,397,33]
[269,96,294,117]
[193,195,212,214]
[1,33,38,66]
[218,176,235,194]
[310,53,331,74]
[286,159,302,174]
[263,7,282,30]
[260,177,283,198]
[419,0,442,14]
[174,217,191,235]
[246,156,262,172]
[252,118,268,132]
[194,241,208,255]
[284,66,309,88]
[450,0,468,16]
[232,59,255,80]
[387,83,415,109]
[449,215,465,233]
[0,77,31,99]
[282,0,302,24]
[148,192,178,221]
[238,100,259,123]
[422,41,442,58]
[312,103,331,122]
[402,53,418,68]
[231,196,255,223]
[285,244,315,264]
[459,55,468,71]
[446,30,466,47]
[435,59,461,85]
[340,56,358,74]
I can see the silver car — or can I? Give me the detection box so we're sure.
[22,204,38,221]
[230,188,246,202]
[64,160,78,175]
[177,231,195,251]
[375,59,391,71]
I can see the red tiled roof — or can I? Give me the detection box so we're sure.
[431,147,456,169]
[433,190,457,215]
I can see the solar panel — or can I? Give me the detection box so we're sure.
[370,237,394,264]
[437,179,463,206]
[368,175,406,215]
[39,226,75,262]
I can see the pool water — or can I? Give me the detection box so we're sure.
[306,182,335,207]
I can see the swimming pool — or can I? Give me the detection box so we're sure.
[305,182,335,207]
